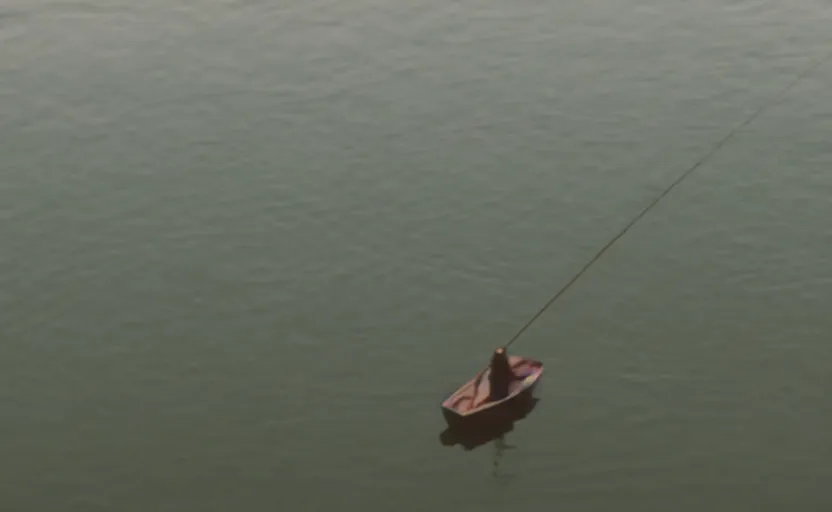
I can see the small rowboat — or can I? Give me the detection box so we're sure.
[440,355,544,427]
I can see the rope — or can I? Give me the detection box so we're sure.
[504,51,831,348]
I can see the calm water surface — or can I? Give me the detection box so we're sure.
[2,0,831,510]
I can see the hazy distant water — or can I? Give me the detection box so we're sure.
[2,0,832,510]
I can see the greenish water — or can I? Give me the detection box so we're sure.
[2,1,831,510]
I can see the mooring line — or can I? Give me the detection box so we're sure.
[505,51,831,348]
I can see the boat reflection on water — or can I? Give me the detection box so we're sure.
[439,395,540,476]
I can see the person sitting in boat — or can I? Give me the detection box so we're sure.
[488,347,522,402]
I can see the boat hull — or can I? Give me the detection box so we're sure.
[440,356,544,428]
[441,376,541,428]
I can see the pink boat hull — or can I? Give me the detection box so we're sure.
[440,356,544,427]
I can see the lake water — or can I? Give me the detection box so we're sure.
[2,1,831,510]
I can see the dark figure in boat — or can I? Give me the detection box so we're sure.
[488,347,523,402]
